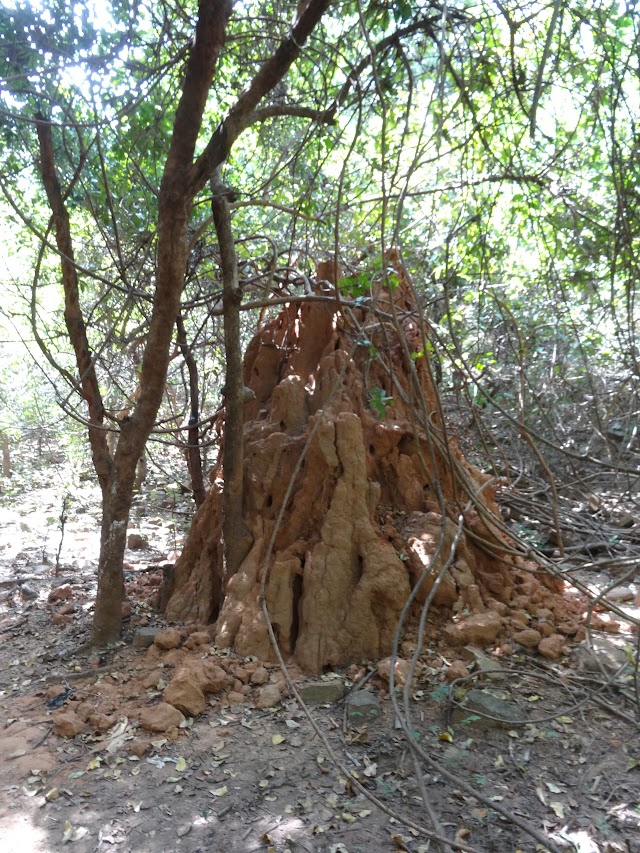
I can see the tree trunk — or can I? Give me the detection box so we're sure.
[211,169,250,584]
[34,0,332,647]
[176,313,206,507]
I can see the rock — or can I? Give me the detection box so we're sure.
[142,670,165,689]
[457,689,527,727]
[345,690,381,722]
[443,611,502,648]
[127,531,148,550]
[48,584,73,603]
[20,583,38,600]
[154,627,182,650]
[139,702,185,733]
[132,627,162,649]
[52,613,72,627]
[51,709,86,737]
[164,672,206,716]
[121,601,132,619]
[377,657,411,687]
[513,628,542,649]
[445,661,470,682]
[129,738,150,757]
[233,666,250,684]
[58,601,75,616]
[461,647,505,679]
[537,634,568,660]
[510,610,530,629]
[298,681,346,704]
[604,587,634,603]
[46,685,67,701]
[250,666,270,685]
[183,631,210,650]
[197,660,231,694]
[88,713,115,733]
[255,684,281,709]
[590,614,621,634]
[572,637,630,674]
[226,691,245,705]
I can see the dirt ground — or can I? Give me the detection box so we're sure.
[1,471,639,853]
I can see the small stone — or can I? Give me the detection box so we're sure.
[48,584,73,603]
[226,691,245,705]
[444,611,502,648]
[58,601,75,616]
[183,631,210,650]
[299,681,346,705]
[154,627,182,650]
[255,684,281,709]
[197,661,231,694]
[458,689,527,726]
[377,657,411,686]
[129,738,150,757]
[51,613,72,627]
[233,666,250,684]
[127,531,148,550]
[250,666,270,685]
[538,634,567,660]
[51,709,86,737]
[445,661,470,682]
[345,690,381,722]
[461,647,505,679]
[46,685,67,701]
[572,637,629,674]
[121,601,132,619]
[164,673,206,716]
[139,702,185,733]
[132,627,162,649]
[510,610,530,628]
[142,670,165,689]
[20,583,38,600]
[88,713,115,733]
[513,628,542,649]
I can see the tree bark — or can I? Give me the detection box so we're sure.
[211,169,248,584]
[176,312,206,507]
[35,116,112,493]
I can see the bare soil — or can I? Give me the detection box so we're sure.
[1,471,639,853]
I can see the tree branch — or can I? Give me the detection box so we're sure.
[34,113,112,490]
[190,0,333,193]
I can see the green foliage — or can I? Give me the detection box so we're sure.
[0,0,637,473]
[369,386,393,419]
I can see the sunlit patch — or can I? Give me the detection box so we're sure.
[0,811,49,853]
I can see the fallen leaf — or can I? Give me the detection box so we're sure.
[550,801,565,819]
[210,785,228,797]
[272,734,286,745]
[175,756,187,772]
[62,821,89,843]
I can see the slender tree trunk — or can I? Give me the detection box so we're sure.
[211,169,246,584]
[1,432,11,478]
[176,313,206,506]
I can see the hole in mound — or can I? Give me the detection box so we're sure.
[266,494,273,508]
